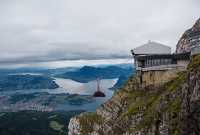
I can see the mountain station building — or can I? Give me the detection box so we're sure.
[131,41,190,86]
[131,41,190,71]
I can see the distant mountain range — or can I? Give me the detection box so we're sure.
[0,64,134,91]
[0,74,59,91]
[0,67,79,76]
[55,64,134,83]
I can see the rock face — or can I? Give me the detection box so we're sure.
[176,18,200,53]
[68,54,200,135]
[68,18,200,135]
[139,69,180,87]
[68,117,81,135]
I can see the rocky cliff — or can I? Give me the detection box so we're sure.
[176,18,200,53]
[68,19,200,135]
[68,54,200,135]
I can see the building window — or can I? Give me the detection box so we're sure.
[161,59,164,65]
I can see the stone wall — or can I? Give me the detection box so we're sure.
[138,60,190,87]
[139,69,179,87]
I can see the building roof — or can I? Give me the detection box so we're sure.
[133,41,171,55]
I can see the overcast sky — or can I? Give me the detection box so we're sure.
[0,0,199,63]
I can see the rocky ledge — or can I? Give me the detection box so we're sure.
[68,54,200,135]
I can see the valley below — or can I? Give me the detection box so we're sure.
[0,110,83,135]
[0,78,117,112]
[0,62,133,135]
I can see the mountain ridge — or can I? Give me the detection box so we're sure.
[56,65,134,83]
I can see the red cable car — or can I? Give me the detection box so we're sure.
[93,79,105,97]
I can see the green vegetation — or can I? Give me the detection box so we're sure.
[115,70,186,134]
[49,121,64,132]
[0,111,82,135]
[166,71,186,92]
[0,74,59,91]
[188,54,200,70]
[79,112,104,135]
[73,55,200,134]
[122,71,186,134]
[167,97,181,135]
[125,90,162,131]
[77,69,187,134]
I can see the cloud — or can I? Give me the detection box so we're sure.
[0,0,199,62]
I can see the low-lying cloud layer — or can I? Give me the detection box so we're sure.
[0,0,199,62]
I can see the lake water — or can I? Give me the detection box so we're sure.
[54,78,116,96]
[0,58,132,111]
[54,78,117,111]
[0,78,116,95]
[0,78,117,111]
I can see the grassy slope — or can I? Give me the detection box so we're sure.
[77,55,200,135]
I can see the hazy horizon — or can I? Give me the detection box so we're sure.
[0,0,199,63]
[0,58,133,69]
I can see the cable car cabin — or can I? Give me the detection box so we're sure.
[93,79,105,97]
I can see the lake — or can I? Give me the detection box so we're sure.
[54,78,117,111]
[0,58,130,111]
[54,78,117,96]
[0,78,118,112]
[0,78,117,95]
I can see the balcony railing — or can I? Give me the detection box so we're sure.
[136,64,186,71]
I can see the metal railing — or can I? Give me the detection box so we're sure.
[136,64,186,71]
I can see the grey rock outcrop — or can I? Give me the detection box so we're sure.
[176,18,200,53]
[68,117,81,135]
